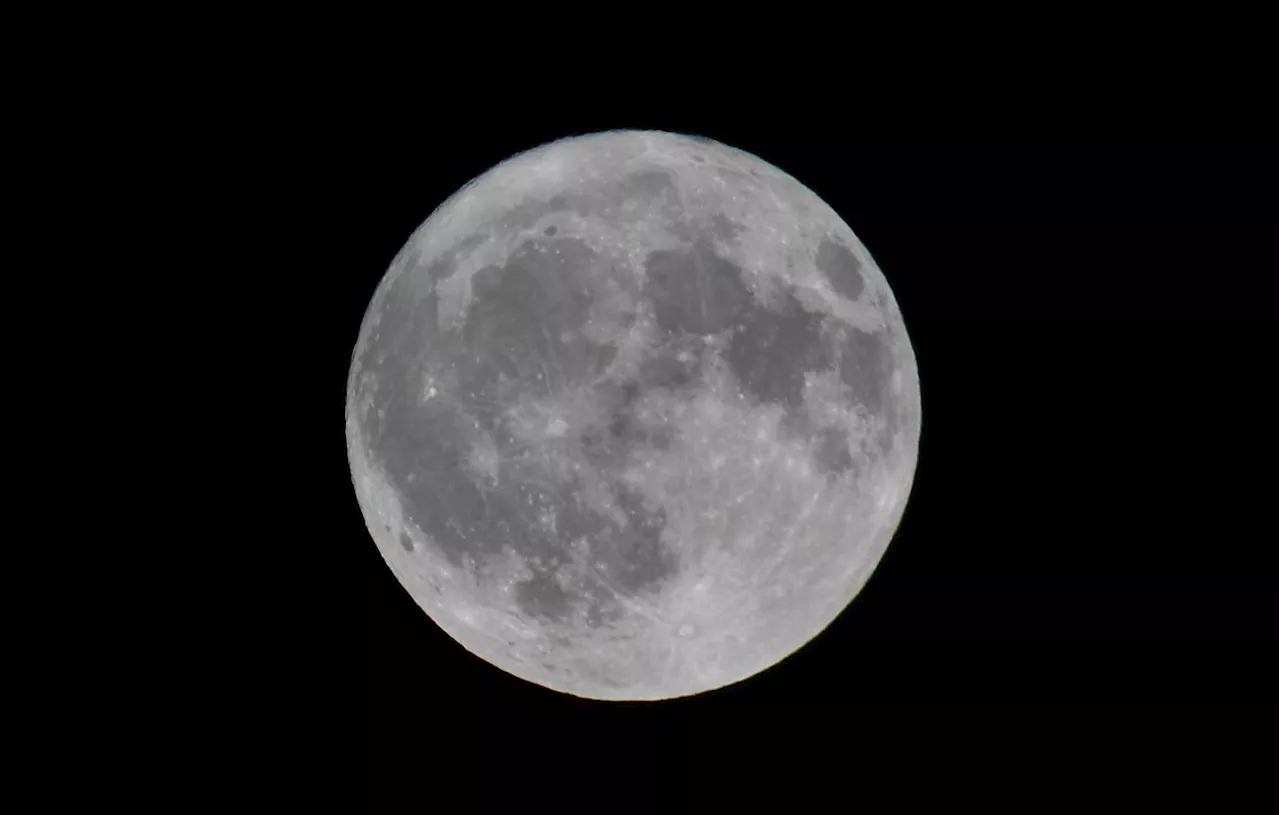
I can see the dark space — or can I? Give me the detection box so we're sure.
[263,59,1274,807]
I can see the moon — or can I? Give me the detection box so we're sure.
[346,130,921,700]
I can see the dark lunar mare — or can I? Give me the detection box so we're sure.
[815,239,865,301]
[360,201,685,626]
[839,326,898,455]
[814,240,899,450]
[640,229,876,478]
[724,288,833,413]
[811,425,855,479]
[643,236,752,336]
[455,236,618,440]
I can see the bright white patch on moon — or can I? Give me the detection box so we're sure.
[346,130,921,700]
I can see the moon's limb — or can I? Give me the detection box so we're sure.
[347,130,920,700]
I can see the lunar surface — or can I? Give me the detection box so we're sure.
[346,130,921,700]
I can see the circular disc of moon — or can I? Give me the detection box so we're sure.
[346,130,921,700]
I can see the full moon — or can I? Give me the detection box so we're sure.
[346,130,921,700]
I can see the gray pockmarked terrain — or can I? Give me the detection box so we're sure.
[347,130,921,700]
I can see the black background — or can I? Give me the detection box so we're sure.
[272,41,1275,808]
